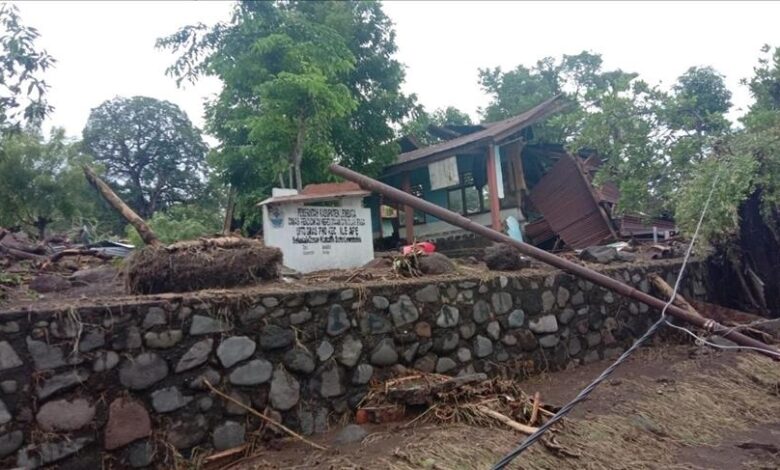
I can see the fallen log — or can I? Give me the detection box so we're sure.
[83,165,160,247]
[49,249,113,263]
[474,405,539,434]
[648,273,703,320]
[0,244,45,261]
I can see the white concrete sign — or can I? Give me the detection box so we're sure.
[262,199,374,273]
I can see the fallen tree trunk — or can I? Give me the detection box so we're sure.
[648,273,703,320]
[83,166,160,247]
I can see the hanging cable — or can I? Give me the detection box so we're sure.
[490,168,722,470]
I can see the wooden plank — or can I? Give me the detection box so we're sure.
[486,144,502,231]
[401,171,414,243]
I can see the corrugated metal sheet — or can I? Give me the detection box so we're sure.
[258,182,369,206]
[387,95,569,173]
[524,218,555,245]
[529,154,615,249]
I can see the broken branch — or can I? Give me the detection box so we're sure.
[83,165,161,247]
[473,405,539,434]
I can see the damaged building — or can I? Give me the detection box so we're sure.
[370,95,675,251]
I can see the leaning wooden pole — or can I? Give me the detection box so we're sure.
[329,163,780,360]
[83,166,161,247]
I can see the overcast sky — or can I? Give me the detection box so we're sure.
[15,1,780,141]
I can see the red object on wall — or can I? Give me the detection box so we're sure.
[402,241,436,255]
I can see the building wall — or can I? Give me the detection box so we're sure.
[0,260,708,468]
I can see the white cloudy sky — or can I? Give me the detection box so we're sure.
[14,1,780,140]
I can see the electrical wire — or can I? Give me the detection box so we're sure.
[489,168,722,470]
[664,320,780,359]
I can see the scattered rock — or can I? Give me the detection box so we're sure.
[284,348,316,374]
[579,246,618,264]
[105,398,151,450]
[175,339,213,373]
[529,315,558,334]
[335,424,367,445]
[270,367,300,411]
[484,243,530,270]
[36,398,95,431]
[370,339,399,366]
[189,315,230,335]
[418,252,456,275]
[217,336,257,368]
[229,359,273,385]
[327,305,351,336]
[436,305,460,328]
[151,386,193,413]
[213,421,245,451]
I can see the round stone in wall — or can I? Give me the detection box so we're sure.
[270,367,300,411]
[217,336,257,368]
[119,353,169,390]
[213,421,245,451]
[229,359,273,386]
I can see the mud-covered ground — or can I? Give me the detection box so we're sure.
[219,344,780,470]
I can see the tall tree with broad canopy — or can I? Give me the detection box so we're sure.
[157,0,414,227]
[400,105,473,146]
[81,96,208,219]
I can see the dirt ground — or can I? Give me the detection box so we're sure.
[213,344,780,470]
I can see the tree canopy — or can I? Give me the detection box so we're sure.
[157,0,414,227]
[82,96,209,219]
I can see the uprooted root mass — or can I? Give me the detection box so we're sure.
[125,237,282,294]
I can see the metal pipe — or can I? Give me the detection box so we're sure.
[330,163,780,360]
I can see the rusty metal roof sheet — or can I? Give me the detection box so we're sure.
[529,154,616,249]
[386,95,569,173]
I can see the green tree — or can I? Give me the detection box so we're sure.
[0,129,98,238]
[0,3,55,130]
[157,1,414,227]
[400,105,473,146]
[82,96,209,219]
[124,204,222,246]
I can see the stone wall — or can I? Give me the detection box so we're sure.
[0,259,708,468]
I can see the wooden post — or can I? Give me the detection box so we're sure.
[486,144,502,231]
[401,171,414,243]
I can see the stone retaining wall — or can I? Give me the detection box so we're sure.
[0,259,708,468]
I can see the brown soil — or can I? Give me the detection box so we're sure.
[209,345,780,470]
